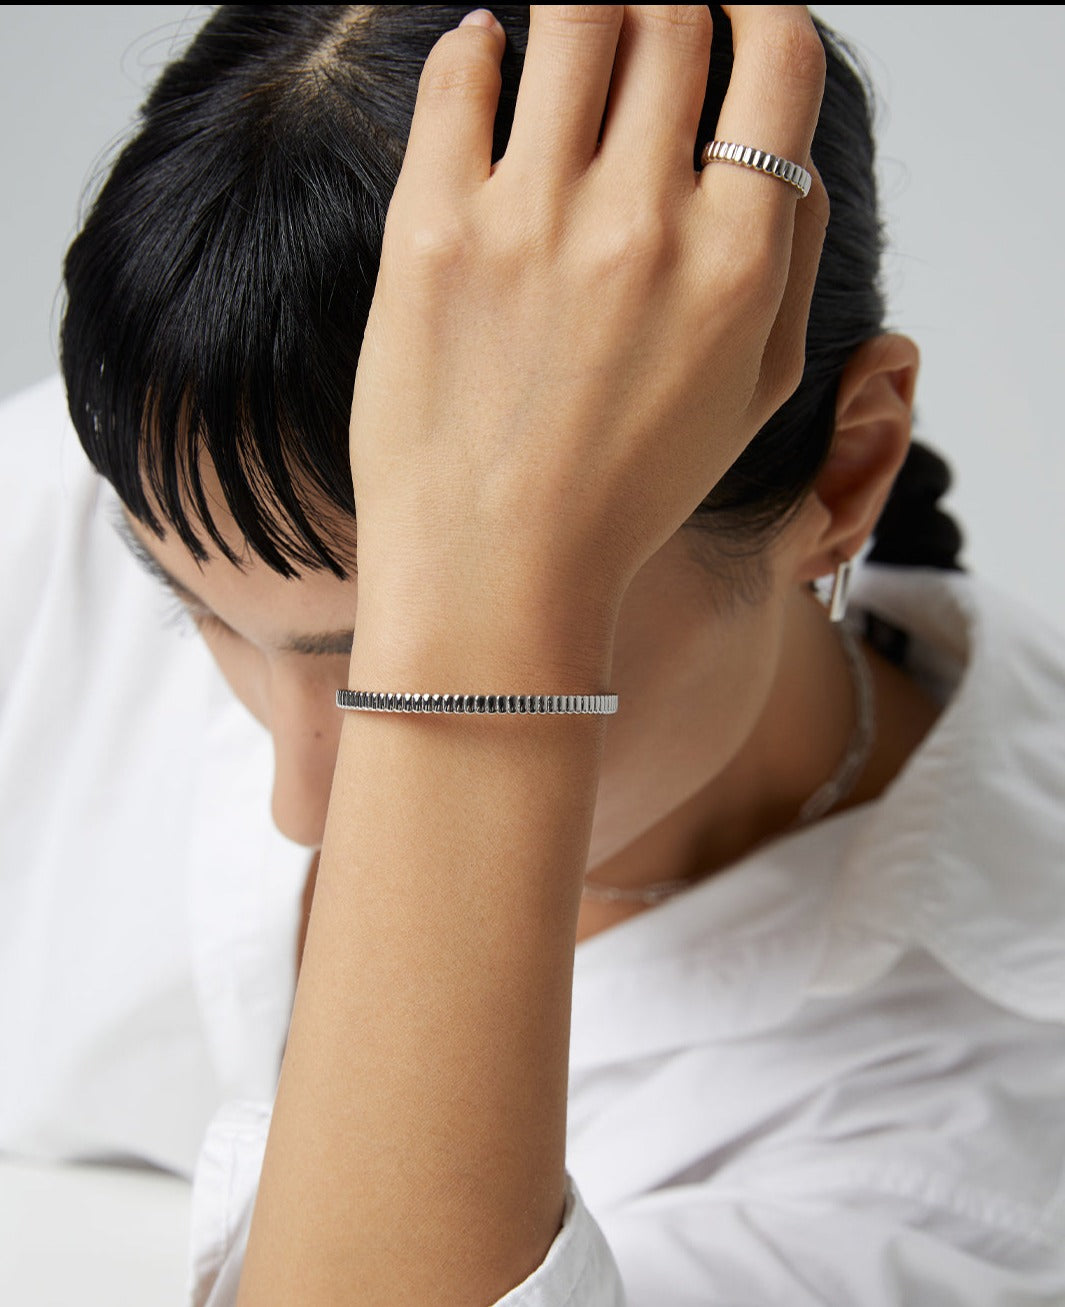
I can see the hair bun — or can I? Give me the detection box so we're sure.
[868,440,965,571]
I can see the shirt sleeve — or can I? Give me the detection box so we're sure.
[188,1102,1065,1307]
[186,1100,626,1307]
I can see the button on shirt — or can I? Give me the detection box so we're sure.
[2,378,1064,1305]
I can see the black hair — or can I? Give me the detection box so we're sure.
[60,4,964,589]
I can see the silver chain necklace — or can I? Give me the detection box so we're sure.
[581,622,876,906]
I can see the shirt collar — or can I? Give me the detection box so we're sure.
[571,567,1065,1070]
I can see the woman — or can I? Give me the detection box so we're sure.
[56,4,1065,1305]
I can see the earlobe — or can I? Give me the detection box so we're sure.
[796,333,920,583]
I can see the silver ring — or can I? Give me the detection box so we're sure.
[700,140,812,199]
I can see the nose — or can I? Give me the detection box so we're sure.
[267,660,344,848]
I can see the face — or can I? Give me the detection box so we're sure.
[120,452,810,896]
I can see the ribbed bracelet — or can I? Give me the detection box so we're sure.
[335,690,618,715]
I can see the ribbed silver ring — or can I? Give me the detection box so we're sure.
[336,690,618,715]
[700,140,812,198]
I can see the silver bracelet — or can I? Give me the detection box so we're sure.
[336,690,618,715]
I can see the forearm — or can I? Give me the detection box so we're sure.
[233,0,829,1295]
[237,572,618,1306]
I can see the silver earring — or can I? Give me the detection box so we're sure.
[828,556,853,623]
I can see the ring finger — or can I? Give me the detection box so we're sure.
[698,6,825,212]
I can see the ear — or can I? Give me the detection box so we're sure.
[793,333,920,584]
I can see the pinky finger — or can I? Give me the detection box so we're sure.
[753,165,830,418]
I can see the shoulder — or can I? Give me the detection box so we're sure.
[852,563,1065,706]
[0,377,105,688]
[0,375,100,571]
[810,564,1065,1026]
[574,942,1065,1303]
[0,374,87,494]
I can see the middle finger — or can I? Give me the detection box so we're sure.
[595,6,713,190]
[502,6,624,182]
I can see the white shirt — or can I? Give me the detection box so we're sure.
[0,376,310,1174]
[2,378,1064,1305]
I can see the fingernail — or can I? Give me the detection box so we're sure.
[460,9,500,29]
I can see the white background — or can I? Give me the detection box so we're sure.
[1,5,1063,628]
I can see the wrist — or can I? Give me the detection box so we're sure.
[349,558,621,697]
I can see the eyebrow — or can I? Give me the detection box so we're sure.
[111,503,355,658]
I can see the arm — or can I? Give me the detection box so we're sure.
[237,5,827,1304]
[242,580,617,1306]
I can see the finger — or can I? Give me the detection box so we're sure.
[398,11,507,200]
[501,5,623,180]
[697,6,825,209]
[596,6,713,189]
[753,165,831,418]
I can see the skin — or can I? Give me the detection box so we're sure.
[117,7,947,1302]
[125,328,941,956]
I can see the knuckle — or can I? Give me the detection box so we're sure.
[629,4,711,45]
[594,207,675,276]
[778,345,807,400]
[531,4,625,52]
[724,216,773,271]
[758,13,826,89]
[419,29,501,99]
[541,5,624,31]
[391,211,476,277]
[714,232,783,309]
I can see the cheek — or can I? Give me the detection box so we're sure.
[197,627,347,847]
[267,662,348,848]
[198,625,271,730]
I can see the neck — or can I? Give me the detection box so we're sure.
[576,588,943,942]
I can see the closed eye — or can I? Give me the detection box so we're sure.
[112,501,354,657]
[160,594,231,641]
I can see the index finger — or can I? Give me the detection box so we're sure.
[397,11,507,202]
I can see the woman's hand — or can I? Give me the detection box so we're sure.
[350,4,829,626]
